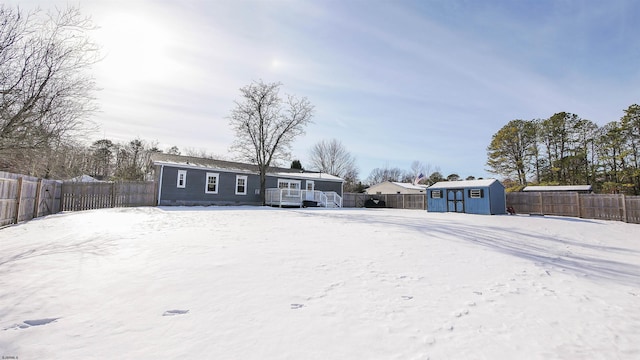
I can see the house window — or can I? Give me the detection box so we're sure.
[431,190,442,198]
[177,170,187,188]
[236,175,247,195]
[277,179,301,195]
[469,189,484,198]
[306,180,314,191]
[205,173,219,194]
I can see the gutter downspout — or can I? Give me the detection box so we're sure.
[157,164,164,206]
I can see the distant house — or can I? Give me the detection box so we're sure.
[427,179,506,215]
[68,175,102,182]
[523,185,592,194]
[365,181,428,195]
[149,153,344,207]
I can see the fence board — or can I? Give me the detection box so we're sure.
[0,172,62,226]
[16,179,38,223]
[625,196,640,223]
[506,192,640,224]
[343,193,426,210]
[60,181,156,211]
[0,178,18,227]
[343,191,640,225]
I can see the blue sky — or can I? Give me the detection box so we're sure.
[14,0,640,181]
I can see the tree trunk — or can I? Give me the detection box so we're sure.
[259,169,267,206]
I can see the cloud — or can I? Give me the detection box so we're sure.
[8,0,640,180]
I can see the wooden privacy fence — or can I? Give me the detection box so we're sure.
[345,191,640,224]
[506,192,640,224]
[0,171,62,227]
[61,181,157,211]
[343,193,427,210]
[1,170,158,227]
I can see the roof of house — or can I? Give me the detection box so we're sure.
[428,179,501,189]
[523,185,592,192]
[68,174,102,182]
[150,153,343,182]
[366,181,428,192]
[390,182,429,190]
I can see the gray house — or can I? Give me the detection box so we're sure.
[150,153,344,207]
[427,179,506,215]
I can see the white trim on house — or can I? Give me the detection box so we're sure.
[157,165,164,205]
[235,175,248,195]
[177,170,187,188]
[205,172,219,194]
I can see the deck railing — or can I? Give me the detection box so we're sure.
[265,189,342,208]
[324,191,343,208]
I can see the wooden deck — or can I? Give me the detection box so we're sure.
[265,189,342,208]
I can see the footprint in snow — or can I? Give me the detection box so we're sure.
[163,309,189,316]
[290,304,304,309]
[3,317,60,330]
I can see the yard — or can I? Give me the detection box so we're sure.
[1,207,639,359]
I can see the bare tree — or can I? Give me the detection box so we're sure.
[308,138,359,187]
[409,160,437,184]
[229,80,314,204]
[366,166,404,185]
[182,148,222,159]
[0,5,99,174]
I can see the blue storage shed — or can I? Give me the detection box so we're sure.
[427,179,506,215]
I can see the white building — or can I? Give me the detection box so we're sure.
[365,181,428,195]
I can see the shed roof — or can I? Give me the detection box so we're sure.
[150,153,343,182]
[428,179,501,189]
[523,185,592,192]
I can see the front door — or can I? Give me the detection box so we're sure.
[305,180,315,200]
[447,189,464,213]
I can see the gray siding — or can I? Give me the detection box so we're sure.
[157,165,342,206]
[159,166,261,206]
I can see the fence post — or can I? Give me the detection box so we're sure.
[110,182,116,208]
[621,194,627,223]
[33,179,43,219]
[576,192,582,218]
[538,191,543,214]
[13,177,23,224]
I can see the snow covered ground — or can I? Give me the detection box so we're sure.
[1,207,639,359]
